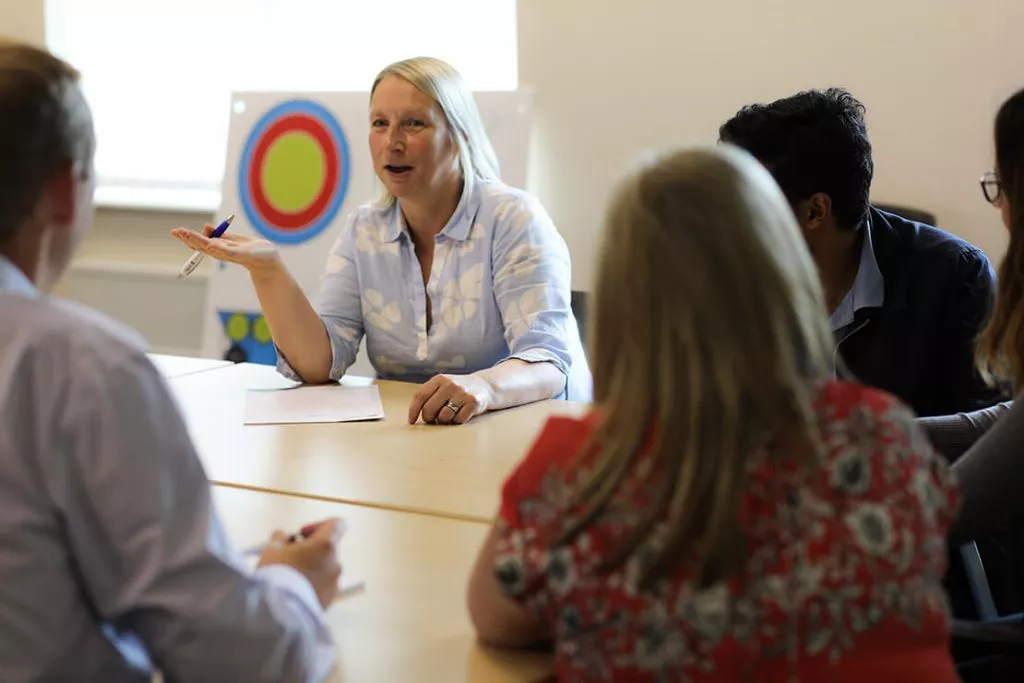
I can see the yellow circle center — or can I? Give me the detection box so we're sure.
[261,131,326,213]
[226,313,250,342]
[252,316,272,344]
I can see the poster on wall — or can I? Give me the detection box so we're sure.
[200,90,532,375]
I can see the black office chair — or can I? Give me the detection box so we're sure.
[570,290,588,349]
[873,203,937,226]
[951,541,1024,681]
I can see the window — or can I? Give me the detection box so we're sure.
[44,0,518,211]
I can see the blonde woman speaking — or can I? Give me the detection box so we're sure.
[173,57,591,425]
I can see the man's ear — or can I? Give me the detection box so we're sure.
[43,163,77,232]
[804,192,832,231]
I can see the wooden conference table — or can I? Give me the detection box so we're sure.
[165,360,588,523]
[213,486,553,683]
[149,353,577,680]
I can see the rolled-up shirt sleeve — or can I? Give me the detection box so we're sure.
[491,195,575,387]
[277,213,365,383]
[54,349,335,682]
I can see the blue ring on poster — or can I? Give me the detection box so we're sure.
[238,98,350,245]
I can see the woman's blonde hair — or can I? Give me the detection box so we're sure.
[370,56,500,208]
[559,145,835,589]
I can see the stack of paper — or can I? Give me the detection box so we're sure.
[243,384,385,425]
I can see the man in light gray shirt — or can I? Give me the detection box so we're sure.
[0,40,341,682]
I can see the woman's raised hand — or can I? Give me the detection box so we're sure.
[170,223,281,273]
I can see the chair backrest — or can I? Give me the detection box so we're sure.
[570,290,588,348]
[873,203,937,226]
[961,541,1000,621]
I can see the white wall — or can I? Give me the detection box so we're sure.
[519,0,1023,288]
[0,0,44,46]
[3,0,1022,350]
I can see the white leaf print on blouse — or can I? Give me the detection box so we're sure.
[503,284,547,339]
[494,197,517,223]
[355,222,399,256]
[435,263,484,335]
[362,289,401,331]
[454,222,485,256]
[434,355,466,371]
[494,198,534,233]
[375,355,407,374]
[494,243,545,285]
[331,324,359,342]
[324,253,348,274]
[322,234,349,274]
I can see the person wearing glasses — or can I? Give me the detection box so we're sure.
[916,170,1016,462]
[719,88,1005,418]
[922,87,1024,546]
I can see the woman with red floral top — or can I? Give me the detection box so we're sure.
[467,145,962,682]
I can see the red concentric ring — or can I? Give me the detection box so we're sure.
[248,114,340,231]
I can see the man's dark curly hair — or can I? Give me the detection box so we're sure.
[719,87,873,232]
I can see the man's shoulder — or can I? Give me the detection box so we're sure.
[918,223,990,266]
[47,296,149,357]
[1,294,151,375]
[870,207,993,275]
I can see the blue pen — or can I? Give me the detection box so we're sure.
[177,213,235,279]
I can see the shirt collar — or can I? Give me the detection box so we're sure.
[382,179,482,243]
[0,254,38,298]
[829,217,885,331]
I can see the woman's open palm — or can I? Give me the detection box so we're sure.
[170,223,281,271]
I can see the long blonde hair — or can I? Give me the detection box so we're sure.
[369,56,500,208]
[559,145,835,589]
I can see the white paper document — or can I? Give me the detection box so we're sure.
[243,384,385,425]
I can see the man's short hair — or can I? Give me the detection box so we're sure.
[0,40,94,243]
[718,87,873,232]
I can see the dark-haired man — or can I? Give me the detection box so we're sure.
[0,40,340,682]
[720,87,1004,417]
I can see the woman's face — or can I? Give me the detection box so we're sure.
[984,168,1011,231]
[368,75,460,204]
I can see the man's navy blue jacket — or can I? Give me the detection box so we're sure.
[836,207,1006,417]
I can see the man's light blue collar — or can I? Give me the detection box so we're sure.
[829,219,885,332]
[0,254,38,298]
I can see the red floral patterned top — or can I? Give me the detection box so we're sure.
[495,381,961,682]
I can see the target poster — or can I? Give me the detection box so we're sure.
[200,90,532,374]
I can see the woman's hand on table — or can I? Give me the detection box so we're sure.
[407,373,493,425]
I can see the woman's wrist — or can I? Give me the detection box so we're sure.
[466,370,497,414]
[247,256,288,286]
